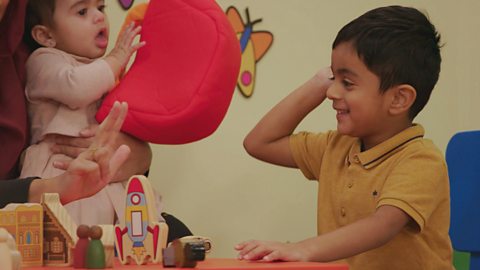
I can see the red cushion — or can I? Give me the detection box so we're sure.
[96,0,241,144]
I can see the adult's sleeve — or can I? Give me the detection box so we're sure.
[0,177,38,208]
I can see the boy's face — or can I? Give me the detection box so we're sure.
[327,42,396,148]
[49,0,109,59]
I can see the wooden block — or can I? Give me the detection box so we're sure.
[162,238,206,268]
[0,228,22,270]
[0,203,43,267]
[41,193,78,267]
[114,175,169,265]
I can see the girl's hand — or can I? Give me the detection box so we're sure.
[104,22,146,78]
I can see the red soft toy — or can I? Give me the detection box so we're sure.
[96,0,241,144]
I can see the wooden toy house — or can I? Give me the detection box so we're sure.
[41,193,78,267]
[0,203,43,267]
[1,193,119,268]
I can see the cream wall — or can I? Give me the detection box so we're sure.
[107,1,480,258]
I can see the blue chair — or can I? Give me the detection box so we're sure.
[446,130,480,269]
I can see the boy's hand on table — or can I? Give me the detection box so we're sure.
[235,240,309,262]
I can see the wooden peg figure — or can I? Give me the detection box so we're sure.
[74,225,90,268]
[86,225,105,269]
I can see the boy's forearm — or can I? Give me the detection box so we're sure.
[298,205,410,262]
[244,71,330,166]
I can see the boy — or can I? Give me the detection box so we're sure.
[235,5,453,270]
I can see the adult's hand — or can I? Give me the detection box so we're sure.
[29,101,131,204]
[52,120,152,183]
[50,130,95,159]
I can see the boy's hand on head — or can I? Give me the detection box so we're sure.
[313,66,334,92]
[105,22,146,79]
[235,240,309,262]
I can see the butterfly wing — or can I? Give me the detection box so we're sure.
[226,6,245,34]
[238,40,257,97]
[251,31,273,62]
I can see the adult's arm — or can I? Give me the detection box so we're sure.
[1,102,131,207]
[52,128,152,183]
[29,102,131,205]
[0,177,37,208]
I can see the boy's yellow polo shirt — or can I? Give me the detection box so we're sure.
[290,124,453,270]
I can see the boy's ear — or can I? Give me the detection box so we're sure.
[388,84,416,116]
[31,25,56,48]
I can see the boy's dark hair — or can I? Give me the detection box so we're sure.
[23,0,56,52]
[332,6,442,120]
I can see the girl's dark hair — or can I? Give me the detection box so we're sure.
[23,0,56,52]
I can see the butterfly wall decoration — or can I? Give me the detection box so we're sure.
[226,6,274,98]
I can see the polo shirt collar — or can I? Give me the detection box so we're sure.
[347,124,425,169]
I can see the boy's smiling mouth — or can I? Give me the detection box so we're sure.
[333,106,349,115]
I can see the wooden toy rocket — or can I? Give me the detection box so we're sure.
[114,175,168,265]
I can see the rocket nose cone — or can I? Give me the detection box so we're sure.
[127,177,145,194]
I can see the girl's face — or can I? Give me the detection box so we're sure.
[49,0,109,59]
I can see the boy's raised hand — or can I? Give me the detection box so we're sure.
[104,22,146,79]
[243,67,333,168]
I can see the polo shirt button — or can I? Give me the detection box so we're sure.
[341,207,346,217]
[347,183,353,188]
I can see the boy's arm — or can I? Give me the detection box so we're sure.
[236,205,410,262]
[244,68,332,167]
[296,205,410,262]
